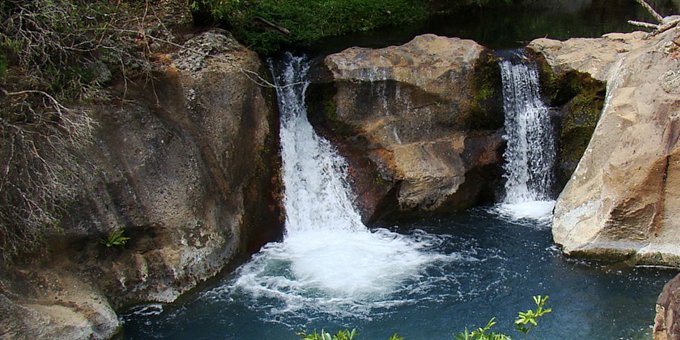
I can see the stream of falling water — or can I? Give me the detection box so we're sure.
[495,53,557,221]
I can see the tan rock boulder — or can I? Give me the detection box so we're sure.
[308,34,504,220]
[0,30,283,339]
[530,28,680,265]
[654,273,680,340]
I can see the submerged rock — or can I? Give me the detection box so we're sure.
[530,28,680,266]
[0,30,283,338]
[308,34,504,221]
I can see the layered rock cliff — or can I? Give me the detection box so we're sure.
[308,34,504,221]
[0,31,282,338]
[529,28,680,265]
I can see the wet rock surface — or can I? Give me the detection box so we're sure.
[0,30,283,339]
[308,34,504,221]
[530,28,680,266]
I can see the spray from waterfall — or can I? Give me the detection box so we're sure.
[495,52,556,221]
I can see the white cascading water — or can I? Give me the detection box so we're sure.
[225,54,453,319]
[496,55,556,221]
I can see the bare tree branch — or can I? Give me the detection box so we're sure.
[627,20,659,29]
[634,0,664,23]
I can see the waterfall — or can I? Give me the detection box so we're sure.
[226,54,451,320]
[496,54,556,221]
[277,56,364,234]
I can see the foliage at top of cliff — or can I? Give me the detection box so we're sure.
[194,0,430,54]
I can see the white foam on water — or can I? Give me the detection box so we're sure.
[494,200,555,222]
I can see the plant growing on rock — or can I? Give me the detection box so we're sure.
[101,228,130,248]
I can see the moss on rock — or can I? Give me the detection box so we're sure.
[531,52,605,189]
[469,51,504,131]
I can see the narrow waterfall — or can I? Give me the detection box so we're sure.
[496,54,556,221]
[227,54,451,319]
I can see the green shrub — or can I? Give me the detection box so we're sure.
[195,0,429,54]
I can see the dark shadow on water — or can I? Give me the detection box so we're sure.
[307,0,678,55]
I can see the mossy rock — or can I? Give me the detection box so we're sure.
[531,52,605,189]
[468,50,504,131]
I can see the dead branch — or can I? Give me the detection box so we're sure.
[634,0,664,23]
[627,20,659,29]
[254,16,290,35]
[651,18,680,36]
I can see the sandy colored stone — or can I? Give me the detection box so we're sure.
[530,28,680,265]
[0,30,282,339]
[311,34,504,219]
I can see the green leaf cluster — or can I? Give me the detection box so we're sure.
[101,228,130,248]
[298,328,358,340]
[195,0,428,54]
[455,295,553,340]
[297,329,404,340]
[514,295,552,334]
[454,318,511,340]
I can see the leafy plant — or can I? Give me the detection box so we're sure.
[101,228,130,248]
[454,318,511,340]
[298,328,358,340]
[454,295,553,340]
[297,329,405,340]
[514,295,552,335]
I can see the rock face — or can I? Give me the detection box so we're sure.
[308,34,504,221]
[655,274,680,340]
[529,28,680,265]
[0,30,282,338]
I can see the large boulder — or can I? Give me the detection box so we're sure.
[308,34,504,221]
[655,274,680,340]
[0,30,283,338]
[529,28,680,265]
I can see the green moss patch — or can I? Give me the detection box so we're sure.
[469,51,504,130]
[532,53,605,188]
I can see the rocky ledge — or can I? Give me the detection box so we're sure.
[0,30,283,339]
[529,28,680,265]
[308,34,504,221]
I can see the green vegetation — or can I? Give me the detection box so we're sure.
[101,228,131,248]
[298,329,403,340]
[470,52,504,130]
[297,296,552,340]
[193,0,429,54]
[455,295,552,339]
[298,329,358,340]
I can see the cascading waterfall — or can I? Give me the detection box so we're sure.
[225,54,452,320]
[496,53,556,221]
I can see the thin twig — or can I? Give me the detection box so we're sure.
[628,20,659,29]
